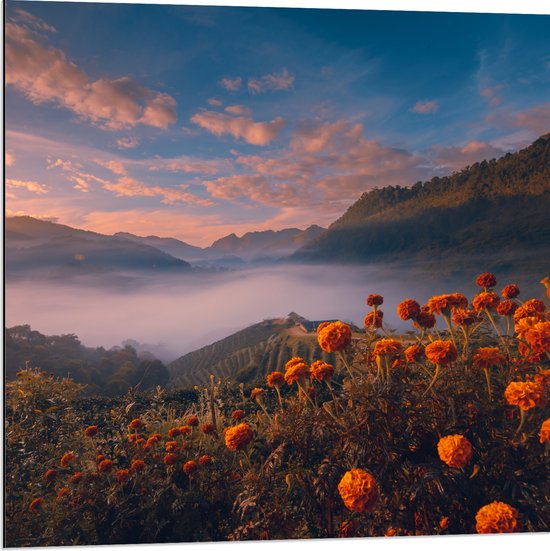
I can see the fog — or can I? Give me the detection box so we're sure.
[5,262,544,363]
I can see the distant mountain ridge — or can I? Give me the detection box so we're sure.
[295,134,550,263]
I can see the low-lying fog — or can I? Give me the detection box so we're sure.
[5,262,545,363]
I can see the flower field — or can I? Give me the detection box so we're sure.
[4,272,550,546]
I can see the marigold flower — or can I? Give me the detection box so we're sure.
[397,299,421,320]
[179,425,192,435]
[284,356,307,371]
[131,459,146,472]
[317,321,352,353]
[116,469,130,483]
[337,468,379,513]
[164,453,178,466]
[534,370,550,387]
[266,372,285,387]
[199,454,212,466]
[186,415,199,427]
[165,441,179,452]
[310,360,335,382]
[201,423,216,434]
[452,308,479,326]
[148,433,162,442]
[425,340,458,366]
[497,300,518,317]
[523,321,550,355]
[385,528,397,537]
[56,487,70,501]
[60,452,76,468]
[96,454,106,463]
[472,292,500,312]
[437,435,473,468]
[29,497,44,513]
[183,460,198,475]
[128,433,139,443]
[504,381,546,411]
[167,427,181,438]
[83,425,98,437]
[146,436,161,447]
[316,321,332,334]
[476,272,497,289]
[366,294,383,306]
[475,502,518,534]
[284,361,311,385]
[98,459,113,473]
[413,307,436,329]
[539,418,550,444]
[45,468,56,483]
[128,418,143,430]
[70,471,83,484]
[472,347,506,370]
[364,310,384,329]
[339,520,357,538]
[224,422,254,451]
[251,388,265,399]
[405,344,424,363]
[373,338,403,359]
[231,409,246,421]
[502,284,520,299]
[514,304,546,324]
[439,517,450,530]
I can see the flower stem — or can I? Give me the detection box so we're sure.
[516,408,526,434]
[422,365,440,397]
[483,368,492,402]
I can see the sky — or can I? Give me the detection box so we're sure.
[5,1,550,247]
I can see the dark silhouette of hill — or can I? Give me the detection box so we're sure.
[294,134,550,264]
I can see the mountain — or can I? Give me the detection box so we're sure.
[114,232,205,260]
[168,313,357,387]
[209,225,326,260]
[5,216,192,278]
[295,134,550,265]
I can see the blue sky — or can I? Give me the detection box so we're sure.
[5,1,550,245]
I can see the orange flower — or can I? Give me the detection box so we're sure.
[540,418,550,444]
[452,308,479,326]
[201,423,216,434]
[316,321,332,334]
[199,454,212,466]
[266,372,285,387]
[60,452,76,468]
[397,299,421,321]
[317,321,352,353]
[224,422,254,451]
[364,310,384,329]
[116,469,130,483]
[502,284,520,299]
[439,517,450,530]
[366,294,383,307]
[523,321,550,356]
[128,418,143,430]
[98,459,113,473]
[84,425,98,437]
[476,272,497,288]
[179,425,192,435]
[164,453,178,466]
[130,459,146,472]
[146,435,161,447]
[337,468,379,513]
[29,497,44,513]
[475,502,518,534]
[472,347,506,370]
[373,338,403,359]
[413,307,436,329]
[183,460,198,475]
[497,300,518,317]
[168,427,181,438]
[310,360,335,382]
[504,381,546,411]
[284,356,307,371]
[70,471,83,485]
[514,300,546,323]
[251,388,265,399]
[472,292,500,312]
[128,433,139,443]
[534,370,550,387]
[404,344,424,363]
[231,409,246,421]
[165,441,179,452]
[284,361,311,385]
[56,487,70,501]
[96,454,106,463]
[45,468,56,483]
[186,415,199,427]
[425,340,458,366]
[437,435,473,468]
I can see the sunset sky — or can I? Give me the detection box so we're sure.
[5,1,550,246]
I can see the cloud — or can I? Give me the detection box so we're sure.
[95,159,128,176]
[6,151,15,166]
[6,178,48,195]
[512,102,550,135]
[191,109,285,146]
[410,100,439,114]
[248,68,294,94]
[428,141,506,171]
[480,85,504,108]
[116,137,140,149]
[13,9,56,33]
[219,76,242,91]
[224,105,252,117]
[148,156,231,175]
[5,19,177,130]
[207,98,222,106]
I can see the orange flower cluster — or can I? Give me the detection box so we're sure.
[251,388,265,399]
[116,469,130,483]
[425,340,458,366]
[472,292,500,312]
[165,441,178,452]
[437,435,473,468]
[70,472,83,485]
[317,321,352,353]
[183,460,198,475]
[472,347,506,370]
[98,459,113,473]
[84,426,98,437]
[45,468,56,483]
[452,308,479,326]
[164,453,177,466]
[187,415,199,427]
[496,300,518,317]
[284,360,311,385]
[476,272,497,288]
[475,502,518,534]
[373,339,403,359]
[168,427,180,438]
[179,426,192,436]
[224,422,254,451]
[128,418,144,430]
[366,294,383,307]
[539,418,550,444]
[502,283,520,299]
[396,299,421,321]
[199,454,212,466]
[310,360,334,382]
[522,320,550,357]
[130,459,146,472]
[427,293,468,315]
[504,381,546,411]
[231,409,246,421]
[60,452,76,468]
[413,307,436,329]
[364,310,383,329]
[514,299,546,323]
[337,468,379,513]
[267,371,285,387]
[404,344,424,363]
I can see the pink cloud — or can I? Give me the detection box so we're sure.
[219,76,242,91]
[5,19,177,130]
[513,102,550,135]
[410,100,439,114]
[191,109,285,146]
[6,152,15,167]
[224,104,252,117]
[207,98,223,106]
[480,85,504,108]
[428,141,506,171]
[94,159,127,176]
[248,68,294,94]
[116,137,140,149]
[148,156,231,175]
[6,178,48,195]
